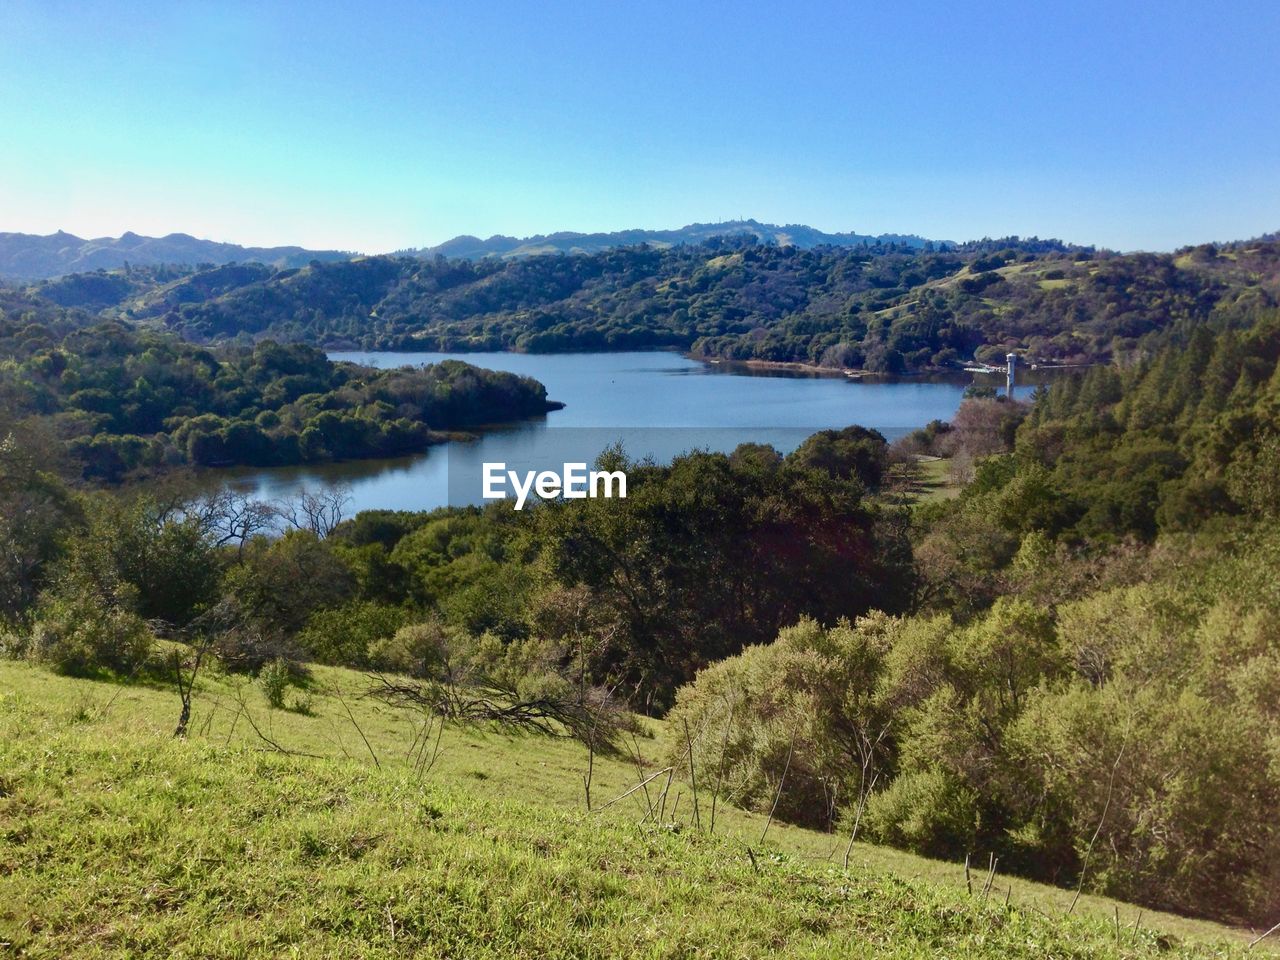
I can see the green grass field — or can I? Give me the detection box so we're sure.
[892,456,962,504]
[0,660,1269,958]
[914,457,961,502]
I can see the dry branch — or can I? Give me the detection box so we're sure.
[759,725,797,845]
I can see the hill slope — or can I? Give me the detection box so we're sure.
[0,230,352,280]
[416,219,944,259]
[0,660,1263,958]
[63,235,1280,373]
[0,220,938,281]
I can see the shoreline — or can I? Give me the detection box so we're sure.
[331,345,1082,381]
[717,358,867,378]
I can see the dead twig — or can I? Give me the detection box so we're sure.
[414,715,446,780]
[759,725,797,846]
[627,732,656,820]
[592,767,674,814]
[223,690,245,746]
[841,717,890,869]
[842,771,879,870]
[335,687,381,769]
[368,673,626,750]
[1250,919,1280,949]
[682,717,701,831]
[656,767,675,823]
[709,696,736,836]
[234,684,321,758]
[1068,726,1129,915]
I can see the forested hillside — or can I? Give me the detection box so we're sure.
[0,219,931,281]
[411,218,939,259]
[27,234,1279,373]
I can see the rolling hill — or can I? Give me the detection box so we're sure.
[44,235,1280,375]
[414,218,944,259]
[0,221,938,281]
[1,658,1266,958]
[13,229,1279,375]
[0,230,353,281]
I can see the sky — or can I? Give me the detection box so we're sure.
[1,0,1277,253]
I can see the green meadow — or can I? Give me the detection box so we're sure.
[0,660,1265,959]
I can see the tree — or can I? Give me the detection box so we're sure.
[277,484,353,539]
[0,428,81,622]
[218,531,356,669]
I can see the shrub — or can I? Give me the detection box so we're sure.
[298,600,409,667]
[863,768,979,860]
[663,616,892,829]
[258,658,291,710]
[28,589,152,677]
[0,630,27,660]
[222,531,356,645]
[367,618,453,677]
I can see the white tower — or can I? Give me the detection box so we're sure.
[1006,353,1017,397]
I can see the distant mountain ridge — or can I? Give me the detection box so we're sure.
[0,220,946,281]
[0,230,353,281]
[412,219,947,259]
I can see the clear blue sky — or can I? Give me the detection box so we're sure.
[2,0,1277,252]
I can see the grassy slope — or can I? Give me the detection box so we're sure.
[0,660,1268,958]
[903,457,961,503]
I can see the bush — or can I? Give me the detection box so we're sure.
[258,658,291,710]
[367,618,453,677]
[28,589,152,677]
[221,531,357,646]
[0,629,28,660]
[863,768,979,860]
[298,600,409,667]
[664,616,891,829]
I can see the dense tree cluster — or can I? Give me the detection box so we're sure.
[524,431,910,708]
[663,306,1280,926]
[909,306,1280,558]
[0,315,556,480]
[0,424,908,695]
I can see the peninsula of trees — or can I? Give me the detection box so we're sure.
[0,308,558,481]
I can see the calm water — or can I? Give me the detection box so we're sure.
[218,351,1026,513]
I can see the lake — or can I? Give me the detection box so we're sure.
[218,351,1029,514]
